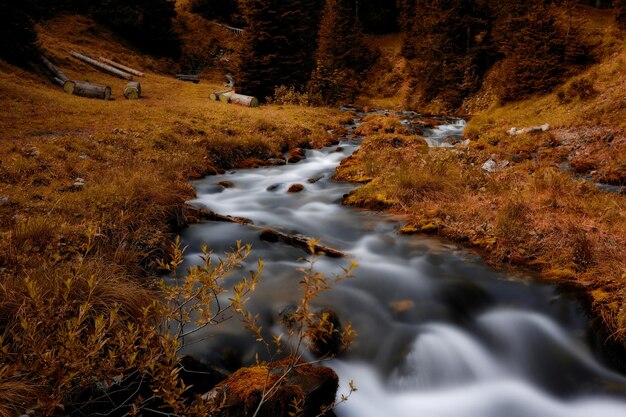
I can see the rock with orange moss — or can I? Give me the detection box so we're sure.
[288,184,305,193]
[203,359,338,417]
[287,148,306,164]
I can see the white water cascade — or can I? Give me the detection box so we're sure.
[180,109,626,417]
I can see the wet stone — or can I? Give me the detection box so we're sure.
[287,184,305,193]
[218,181,235,188]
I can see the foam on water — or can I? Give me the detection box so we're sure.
[180,110,626,416]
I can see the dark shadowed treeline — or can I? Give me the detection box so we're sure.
[0,0,180,64]
[1,0,624,107]
[400,0,598,109]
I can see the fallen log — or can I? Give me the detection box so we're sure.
[259,228,345,258]
[508,124,550,136]
[185,205,345,257]
[218,91,234,103]
[98,57,144,77]
[214,23,245,36]
[70,51,133,80]
[185,205,253,225]
[176,74,200,83]
[230,93,259,108]
[64,80,112,100]
[123,81,142,100]
[52,77,65,87]
[210,90,232,101]
[42,56,68,82]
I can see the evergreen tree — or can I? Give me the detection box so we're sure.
[492,0,571,102]
[616,0,626,28]
[308,0,373,104]
[236,0,322,100]
[190,0,241,24]
[0,0,39,66]
[403,0,492,108]
[92,0,180,57]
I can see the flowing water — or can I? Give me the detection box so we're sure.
[180,109,626,417]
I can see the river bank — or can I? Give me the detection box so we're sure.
[0,16,352,414]
[334,109,626,350]
[179,110,626,417]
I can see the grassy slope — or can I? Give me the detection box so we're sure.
[0,15,348,414]
[340,9,626,345]
[0,15,346,272]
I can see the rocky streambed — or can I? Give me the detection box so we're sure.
[178,108,626,417]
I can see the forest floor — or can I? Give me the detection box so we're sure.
[341,8,626,346]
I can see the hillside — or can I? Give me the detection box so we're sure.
[2,4,626,416]
[0,14,348,415]
[339,6,626,347]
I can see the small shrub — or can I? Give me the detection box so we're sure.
[557,77,597,104]
[268,85,317,106]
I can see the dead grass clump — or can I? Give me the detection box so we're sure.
[0,262,157,414]
[570,227,595,271]
[495,198,531,245]
[0,370,37,417]
[355,114,409,136]
[532,167,584,208]
[389,153,464,204]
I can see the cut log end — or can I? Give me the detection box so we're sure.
[63,80,75,94]
[210,90,232,101]
[124,81,142,100]
[219,91,235,103]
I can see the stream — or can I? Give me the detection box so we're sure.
[180,109,626,417]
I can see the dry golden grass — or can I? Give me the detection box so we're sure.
[465,7,626,183]
[0,14,348,413]
[337,114,626,345]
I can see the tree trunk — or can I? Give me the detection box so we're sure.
[42,56,69,82]
[65,80,112,100]
[219,91,235,103]
[185,205,344,257]
[259,228,345,257]
[230,93,259,107]
[176,74,200,83]
[70,51,133,80]
[98,57,144,77]
[124,81,142,99]
[210,90,232,101]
